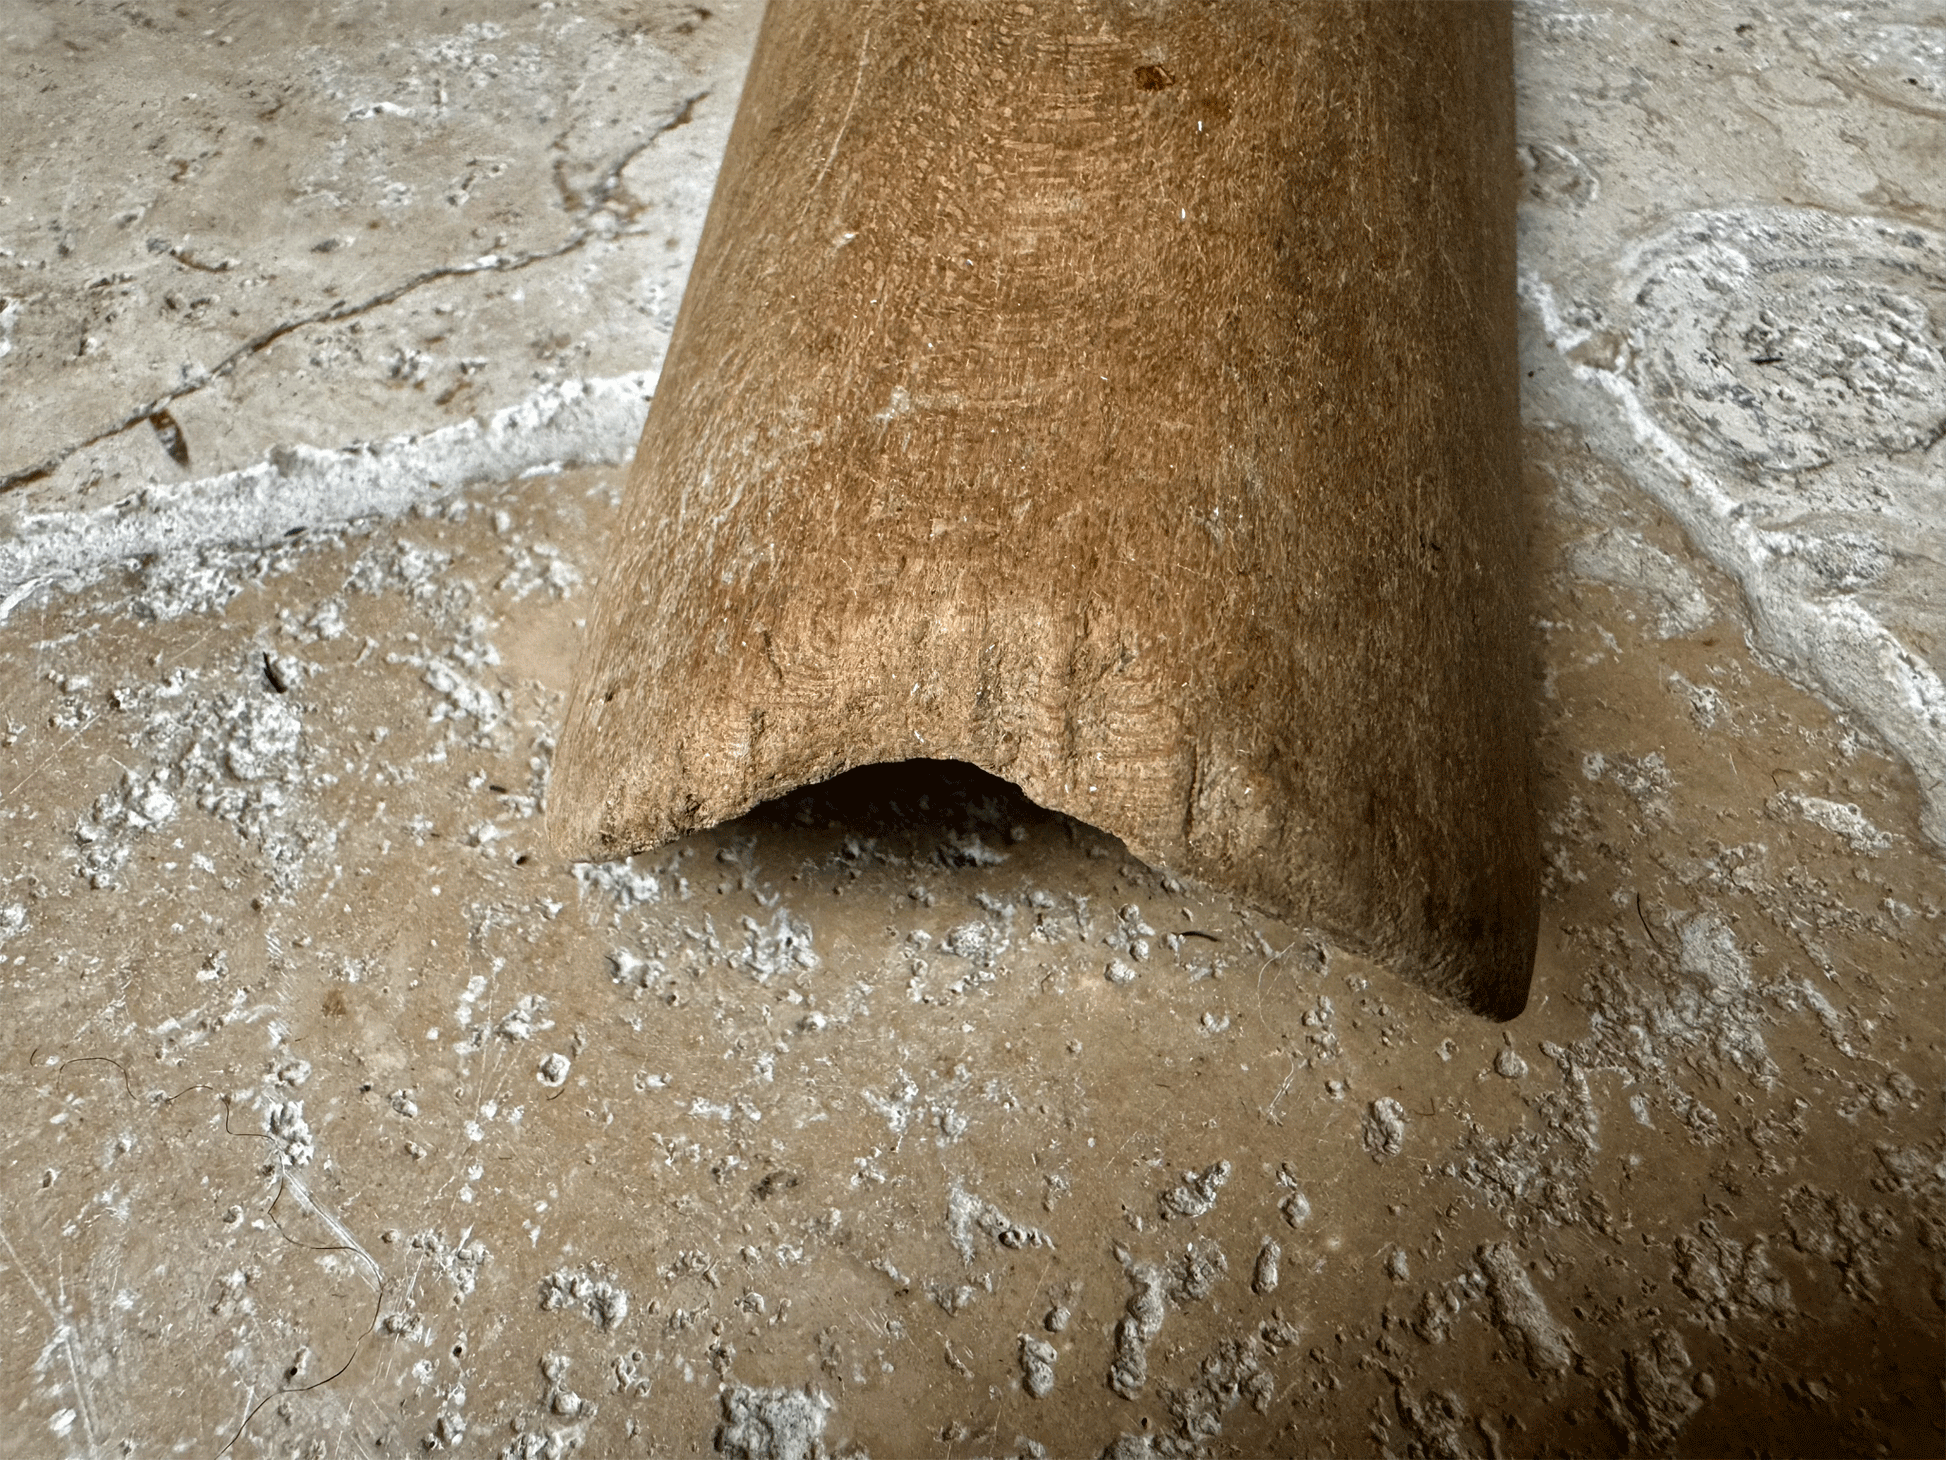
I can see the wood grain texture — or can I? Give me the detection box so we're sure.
[550,0,1537,1018]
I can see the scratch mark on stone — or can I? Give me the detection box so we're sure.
[0,1219,101,1457]
[0,91,707,496]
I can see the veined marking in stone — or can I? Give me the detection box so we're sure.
[1522,207,1946,848]
[0,371,659,608]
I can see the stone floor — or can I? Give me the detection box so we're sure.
[1,3,1941,1458]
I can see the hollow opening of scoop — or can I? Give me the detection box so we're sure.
[737,758,1102,862]
[728,762,1534,1025]
[564,754,1525,1020]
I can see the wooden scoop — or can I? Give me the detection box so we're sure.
[550,1,1537,1019]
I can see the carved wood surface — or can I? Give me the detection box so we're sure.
[552,0,1537,1017]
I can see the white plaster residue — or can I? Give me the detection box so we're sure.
[1108,1255,1170,1400]
[1668,671,1727,730]
[862,1071,921,1137]
[539,1266,630,1329]
[1768,791,1895,855]
[223,697,302,781]
[1522,215,1946,848]
[946,1182,1052,1264]
[735,908,818,981]
[265,1100,315,1167]
[411,1228,490,1300]
[1158,1160,1231,1220]
[1600,1328,1707,1450]
[0,371,657,606]
[1019,1334,1058,1398]
[574,858,666,910]
[716,1384,831,1460]
[496,994,552,1042]
[1362,1098,1407,1161]
[420,658,504,733]
[1673,914,1776,1086]
[1252,1238,1281,1295]
[455,972,489,1029]
[1477,1242,1576,1374]
[1564,527,1714,638]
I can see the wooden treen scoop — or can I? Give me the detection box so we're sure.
[551,1,1538,1019]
